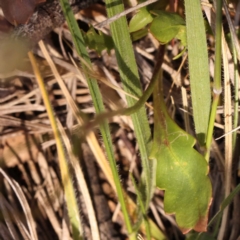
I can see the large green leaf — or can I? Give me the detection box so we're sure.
[149,10,186,46]
[128,0,169,33]
[149,70,212,233]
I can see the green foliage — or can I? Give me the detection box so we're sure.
[60,5,187,57]
[59,0,133,238]
[149,69,212,233]
[77,1,213,235]
[60,0,220,237]
[184,0,211,146]
[131,28,149,42]
[207,184,240,232]
[129,7,154,33]
[105,0,153,214]
[149,10,186,46]
[188,184,240,240]
[128,0,168,33]
[105,0,156,237]
[129,6,186,47]
[83,27,114,54]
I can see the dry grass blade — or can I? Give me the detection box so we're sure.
[218,27,233,240]
[0,193,21,240]
[38,40,116,191]
[223,0,240,62]
[56,118,100,240]
[0,105,45,115]
[0,168,38,240]
[28,50,84,239]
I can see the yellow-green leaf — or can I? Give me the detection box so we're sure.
[149,69,212,233]
[149,10,186,46]
[129,7,153,33]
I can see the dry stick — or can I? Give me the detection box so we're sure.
[95,0,159,28]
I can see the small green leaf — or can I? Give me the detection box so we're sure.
[129,7,153,33]
[131,28,148,42]
[84,27,114,54]
[149,70,212,233]
[149,10,186,45]
[176,26,187,46]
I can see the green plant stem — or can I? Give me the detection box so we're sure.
[59,0,133,236]
[213,0,223,92]
[197,183,240,239]
[232,44,238,150]
[205,95,219,160]
[105,0,153,220]
[131,174,151,240]
[105,0,153,235]
[205,0,222,161]
[75,60,161,133]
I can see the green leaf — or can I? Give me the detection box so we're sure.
[149,69,212,233]
[149,10,186,45]
[184,0,211,146]
[83,27,114,54]
[129,7,153,33]
[131,28,148,42]
[175,26,187,47]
